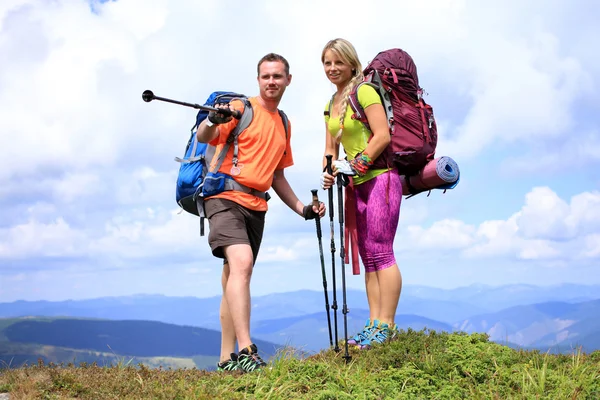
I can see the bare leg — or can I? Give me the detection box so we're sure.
[364,271,380,322]
[375,264,402,325]
[219,262,237,362]
[222,243,254,350]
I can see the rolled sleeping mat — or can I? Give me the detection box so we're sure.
[400,156,460,196]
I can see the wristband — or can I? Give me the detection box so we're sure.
[349,152,373,177]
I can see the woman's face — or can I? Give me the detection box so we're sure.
[323,49,353,87]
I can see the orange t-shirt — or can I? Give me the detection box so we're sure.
[207,97,293,211]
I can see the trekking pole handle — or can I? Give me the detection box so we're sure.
[325,154,333,174]
[311,189,320,210]
[141,90,242,119]
[310,189,319,207]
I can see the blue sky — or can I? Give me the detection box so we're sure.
[0,0,598,302]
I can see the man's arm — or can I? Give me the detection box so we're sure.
[196,120,219,143]
[196,103,240,143]
[271,169,325,219]
[271,169,304,217]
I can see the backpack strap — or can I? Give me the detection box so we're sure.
[323,93,335,120]
[348,82,369,129]
[278,109,289,156]
[348,71,394,133]
[208,98,253,175]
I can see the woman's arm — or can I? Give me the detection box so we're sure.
[361,102,390,160]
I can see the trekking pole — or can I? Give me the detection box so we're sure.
[311,189,333,348]
[141,90,242,119]
[337,173,352,363]
[325,155,340,352]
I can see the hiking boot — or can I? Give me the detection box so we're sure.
[348,319,378,346]
[358,321,397,349]
[216,354,239,372]
[236,343,267,373]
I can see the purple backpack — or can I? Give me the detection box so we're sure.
[349,48,438,176]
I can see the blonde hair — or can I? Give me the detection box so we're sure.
[321,38,364,142]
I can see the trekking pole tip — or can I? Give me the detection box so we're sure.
[142,90,154,102]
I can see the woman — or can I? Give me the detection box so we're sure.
[320,38,402,349]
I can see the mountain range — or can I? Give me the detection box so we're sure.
[1,283,599,367]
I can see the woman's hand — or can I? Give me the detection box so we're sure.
[320,170,336,190]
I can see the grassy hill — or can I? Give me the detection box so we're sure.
[1,329,598,399]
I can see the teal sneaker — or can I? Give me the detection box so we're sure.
[348,319,378,346]
[358,321,397,349]
[216,354,239,372]
[236,343,267,373]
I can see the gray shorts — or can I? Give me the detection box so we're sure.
[204,198,266,265]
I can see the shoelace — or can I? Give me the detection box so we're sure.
[239,353,265,371]
[352,326,375,342]
[370,328,390,344]
[250,353,266,365]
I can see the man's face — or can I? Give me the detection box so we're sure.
[257,61,291,102]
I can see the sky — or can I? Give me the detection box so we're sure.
[0,0,599,302]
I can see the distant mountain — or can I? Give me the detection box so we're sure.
[2,284,598,328]
[405,283,600,312]
[454,299,600,353]
[0,295,222,329]
[0,317,283,370]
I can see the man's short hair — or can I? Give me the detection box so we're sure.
[257,53,290,76]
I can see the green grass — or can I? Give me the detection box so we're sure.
[1,329,599,399]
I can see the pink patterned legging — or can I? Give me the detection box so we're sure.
[354,171,402,273]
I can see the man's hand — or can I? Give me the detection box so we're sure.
[302,201,326,220]
[207,103,235,125]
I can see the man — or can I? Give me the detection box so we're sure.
[196,53,325,373]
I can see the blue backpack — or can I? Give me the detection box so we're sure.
[175,91,289,235]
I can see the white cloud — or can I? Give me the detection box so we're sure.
[583,234,600,258]
[0,217,87,259]
[405,219,476,250]
[401,187,600,262]
[501,129,600,175]
[465,187,600,260]
[516,187,600,240]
